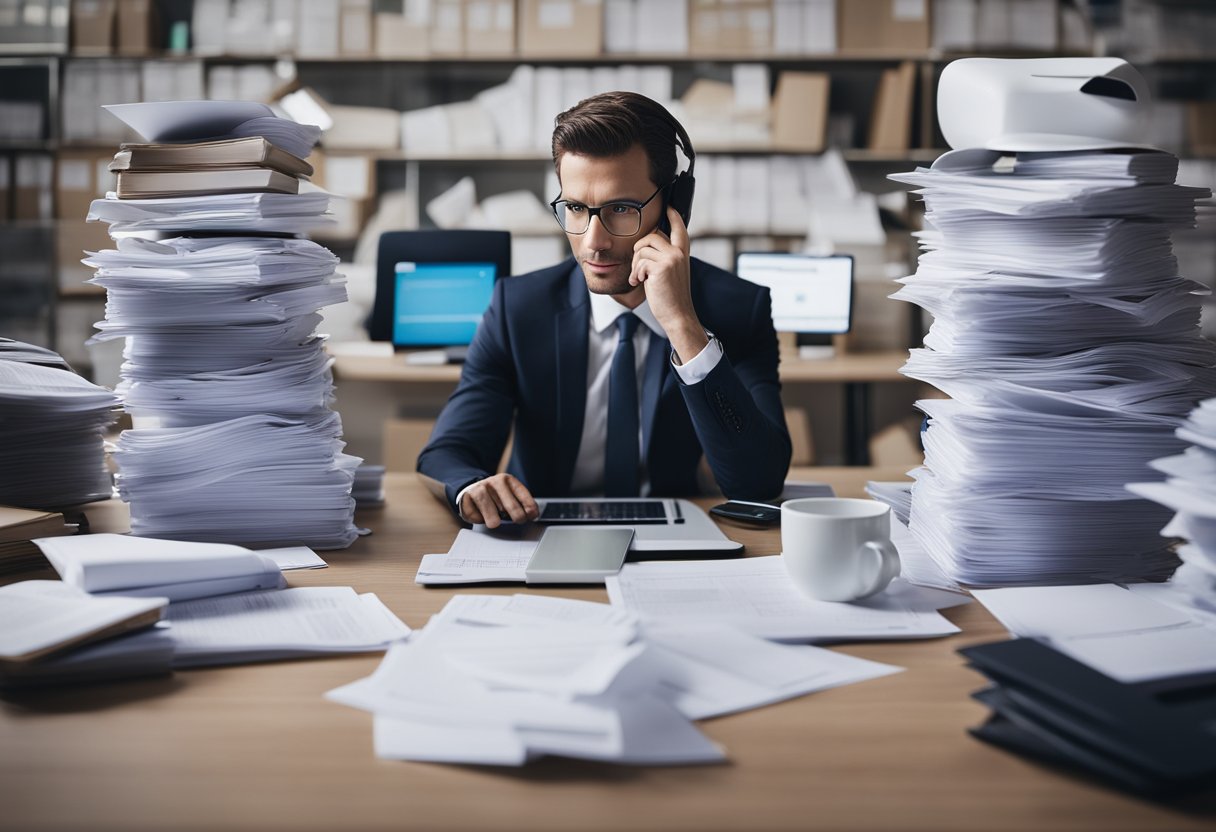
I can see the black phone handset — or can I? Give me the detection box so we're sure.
[658,120,696,237]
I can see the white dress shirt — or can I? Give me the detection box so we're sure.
[457,289,723,514]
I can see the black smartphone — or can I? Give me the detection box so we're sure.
[709,500,781,526]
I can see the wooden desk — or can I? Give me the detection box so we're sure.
[4,470,1212,832]
[331,351,912,465]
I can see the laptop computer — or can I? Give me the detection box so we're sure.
[534,497,743,555]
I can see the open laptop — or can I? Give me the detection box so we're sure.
[534,497,743,555]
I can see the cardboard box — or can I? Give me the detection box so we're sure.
[720,0,771,54]
[322,105,402,150]
[71,0,117,53]
[838,0,930,53]
[0,156,10,223]
[339,0,373,55]
[464,0,514,55]
[13,154,53,221]
[519,0,602,57]
[431,0,464,54]
[55,150,111,220]
[374,12,430,57]
[1188,101,1216,157]
[56,219,112,293]
[310,151,376,199]
[116,0,155,54]
[772,71,829,152]
[297,0,341,57]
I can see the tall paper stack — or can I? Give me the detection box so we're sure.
[880,147,1215,586]
[84,101,360,549]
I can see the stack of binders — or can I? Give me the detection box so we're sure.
[879,148,1216,586]
[84,101,360,549]
[961,638,1216,798]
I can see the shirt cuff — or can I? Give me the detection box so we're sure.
[671,334,723,385]
[454,481,480,523]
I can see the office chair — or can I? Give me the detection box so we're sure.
[367,229,512,343]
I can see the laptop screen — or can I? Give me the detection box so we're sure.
[735,252,853,335]
[392,261,497,347]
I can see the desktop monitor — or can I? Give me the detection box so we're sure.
[391,261,497,348]
[735,252,854,343]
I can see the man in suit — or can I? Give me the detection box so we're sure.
[418,91,791,527]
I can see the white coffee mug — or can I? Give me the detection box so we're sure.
[780,498,901,603]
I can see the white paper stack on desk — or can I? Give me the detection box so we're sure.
[881,148,1216,587]
[85,101,359,550]
[327,594,901,767]
[1128,395,1216,619]
[0,349,120,510]
[34,532,286,602]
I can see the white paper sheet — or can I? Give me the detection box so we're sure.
[605,556,961,642]
[165,587,409,667]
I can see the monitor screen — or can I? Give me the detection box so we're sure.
[392,261,497,347]
[735,253,853,334]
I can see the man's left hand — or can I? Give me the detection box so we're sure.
[630,206,708,363]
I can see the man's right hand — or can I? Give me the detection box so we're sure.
[459,473,539,529]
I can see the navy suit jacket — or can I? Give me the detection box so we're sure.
[417,257,792,510]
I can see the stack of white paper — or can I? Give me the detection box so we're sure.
[327,594,901,767]
[0,352,119,508]
[34,533,286,602]
[880,147,1216,586]
[85,104,359,550]
[1128,394,1216,616]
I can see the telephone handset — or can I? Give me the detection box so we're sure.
[658,171,696,236]
[657,121,696,237]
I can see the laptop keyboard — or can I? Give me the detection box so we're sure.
[539,501,669,524]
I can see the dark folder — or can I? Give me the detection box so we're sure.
[960,638,1216,797]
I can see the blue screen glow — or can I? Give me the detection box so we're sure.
[392,262,497,346]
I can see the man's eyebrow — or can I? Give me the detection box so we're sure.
[561,195,643,206]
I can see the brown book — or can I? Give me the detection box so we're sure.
[115,167,301,199]
[109,136,314,178]
[0,506,75,575]
[771,72,830,153]
[868,61,917,153]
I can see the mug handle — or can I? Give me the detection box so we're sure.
[857,540,901,599]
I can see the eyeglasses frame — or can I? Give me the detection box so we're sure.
[548,181,669,237]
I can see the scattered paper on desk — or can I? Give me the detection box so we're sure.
[165,586,409,667]
[258,546,327,571]
[328,593,905,767]
[970,584,1194,640]
[605,556,963,642]
[414,527,542,585]
[1051,625,1216,684]
[972,582,1216,682]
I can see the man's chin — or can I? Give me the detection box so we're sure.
[581,266,632,296]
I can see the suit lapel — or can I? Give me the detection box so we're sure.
[554,264,589,492]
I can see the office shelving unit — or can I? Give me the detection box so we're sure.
[2,1,1214,391]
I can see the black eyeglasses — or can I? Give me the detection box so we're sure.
[549,183,665,237]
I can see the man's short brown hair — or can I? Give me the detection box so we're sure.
[551,91,680,188]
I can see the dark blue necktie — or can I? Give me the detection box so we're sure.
[605,313,640,497]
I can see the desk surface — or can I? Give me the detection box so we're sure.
[4,468,1213,832]
[332,350,912,384]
